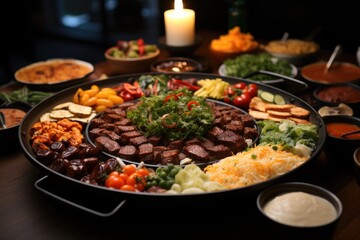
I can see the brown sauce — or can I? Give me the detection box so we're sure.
[0,108,27,128]
[154,60,198,73]
[316,85,360,103]
[302,62,360,84]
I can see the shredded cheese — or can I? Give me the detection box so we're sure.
[204,145,307,189]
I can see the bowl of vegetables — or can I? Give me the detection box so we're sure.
[218,53,298,84]
[105,38,160,74]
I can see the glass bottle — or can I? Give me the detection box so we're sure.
[228,0,248,32]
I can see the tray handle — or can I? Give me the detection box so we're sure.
[244,70,309,88]
[34,175,127,217]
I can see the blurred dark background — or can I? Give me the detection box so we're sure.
[1,0,358,85]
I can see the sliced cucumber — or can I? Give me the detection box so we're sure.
[274,94,286,105]
[260,91,274,103]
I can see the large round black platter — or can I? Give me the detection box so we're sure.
[19,72,326,210]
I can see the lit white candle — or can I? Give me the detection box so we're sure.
[164,0,195,46]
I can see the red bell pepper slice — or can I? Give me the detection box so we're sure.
[187,100,200,110]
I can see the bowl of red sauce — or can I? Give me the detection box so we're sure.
[323,115,360,162]
[0,101,31,151]
[314,83,360,116]
[301,61,360,85]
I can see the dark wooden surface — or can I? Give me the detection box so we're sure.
[1,30,360,240]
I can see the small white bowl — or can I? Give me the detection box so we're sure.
[257,182,342,239]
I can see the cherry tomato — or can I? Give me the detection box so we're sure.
[120,184,136,192]
[105,171,125,189]
[121,164,137,176]
[245,83,258,97]
[233,82,247,90]
[226,86,236,96]
[137,168,150,177]
[223,96,231,104]
[134,183,145,192]
[118,173,129,182]
[126,173,146,186]
[232,93,251,109]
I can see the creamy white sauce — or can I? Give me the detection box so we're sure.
[263,191,337,227]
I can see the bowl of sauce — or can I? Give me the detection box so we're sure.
[301,61,360,85]
[150,57,202,73]
[0,101,31,151]
[314,83,360,116]
[323,115,360,161]
[257,182,342,239]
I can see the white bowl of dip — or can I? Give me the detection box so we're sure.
[257,182,342,239]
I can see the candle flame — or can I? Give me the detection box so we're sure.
[174,0,184,12]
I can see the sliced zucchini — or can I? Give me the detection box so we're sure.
[53,102,74,110]
[40,112,55,122]
[49,109,75,119]
[274,94,286,105]
[68,103,92,116]
[260,91,274,103]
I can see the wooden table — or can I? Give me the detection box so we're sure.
[1,30,360,240]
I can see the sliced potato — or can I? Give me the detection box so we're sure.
[68,103,92,116]
[53,102,74,110]
[49,109,75,119]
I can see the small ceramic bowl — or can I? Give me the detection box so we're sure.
[301,61,360,86]
[322,115,360,162]
[263,39,320,66]
[257,182,342,239]
[150,57,202,73]
[105,46,160,74]
[314,83,360,116]
[0,101,32,151]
